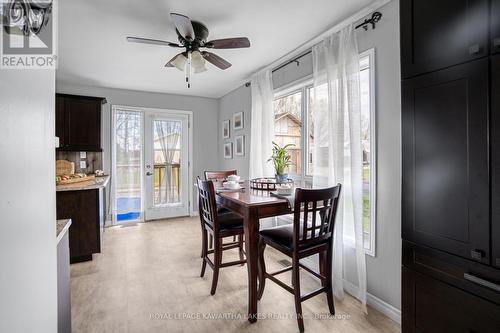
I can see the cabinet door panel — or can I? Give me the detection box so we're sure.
[55,95,65,148]
[492,55,500,267]
[402,59,489,263]
[493,0,500,54]
[400,0,488,78]
[402,267,500,333]
[64,97,101,151]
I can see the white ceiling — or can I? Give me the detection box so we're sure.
[57,0,375,98]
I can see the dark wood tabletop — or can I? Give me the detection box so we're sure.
[216,181,292,323]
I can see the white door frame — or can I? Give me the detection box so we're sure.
[111,105,194,223]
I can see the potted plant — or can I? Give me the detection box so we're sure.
[268,141,294,182]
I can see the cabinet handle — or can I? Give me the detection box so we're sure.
[494,38,500,49]
[470,249,484,260]
[464,273,500,292]
[469,44,481,55]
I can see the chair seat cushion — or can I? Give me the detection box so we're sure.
[217,206,230,214]
[217,212,244,230]
[259,224,322,250]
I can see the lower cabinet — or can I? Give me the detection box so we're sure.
[403,241,500,332]
[403,267,500,333]
[56,188,105,263]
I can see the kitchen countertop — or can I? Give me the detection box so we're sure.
[56,175,110,192]
[57,219,72,244]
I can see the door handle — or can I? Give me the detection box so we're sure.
[146,171,153,176]
[464,273,500,292]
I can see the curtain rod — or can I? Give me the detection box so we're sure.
[244,0,391,88]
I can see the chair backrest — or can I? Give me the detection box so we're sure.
[292,184,342,249]
[197,177,219,230]
[204,170,237,181]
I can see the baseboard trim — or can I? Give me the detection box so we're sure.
[301,257,401,325]
[343,280,401,324]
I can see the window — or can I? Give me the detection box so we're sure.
[273,48,376,255]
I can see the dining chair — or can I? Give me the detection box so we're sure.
[197,177,246,295]
[204,170,239,250]
[204,170,238,182]
[257,185,342,333]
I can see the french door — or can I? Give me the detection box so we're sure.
[112,106,191,223]
[144,111,190,220]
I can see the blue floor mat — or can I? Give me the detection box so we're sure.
[116,197,141,221]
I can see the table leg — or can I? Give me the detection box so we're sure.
[244,207,259,323]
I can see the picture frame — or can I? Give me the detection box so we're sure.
[222,120,230,138]
[223,142,233,159]
[235,135,245,156]
[233,111,244,130]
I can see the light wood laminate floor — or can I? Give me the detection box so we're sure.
[71,216,400,333]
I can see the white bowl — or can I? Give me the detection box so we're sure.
[223,181,240,190]
[227,175,241,182]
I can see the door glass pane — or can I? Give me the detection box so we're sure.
[153,120,182,205]
[274,91,302,175]
[115,110,142,222]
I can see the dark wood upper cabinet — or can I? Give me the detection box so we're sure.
[402,59,489,263]
[400,0,489,78]
[492,55,500,268]
[56,94,106,151]
[493,0,500,54]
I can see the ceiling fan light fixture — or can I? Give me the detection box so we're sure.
[194,64,207,73]
[191,50,206,70]
[171,53,187,71]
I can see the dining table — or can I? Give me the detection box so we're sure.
[215,180,292,323]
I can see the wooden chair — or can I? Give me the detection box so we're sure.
[204,170,238,182]
[204,170,239,250]
[197,177,246,295]
[257,185,342,333]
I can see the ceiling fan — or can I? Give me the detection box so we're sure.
[127,13,250,88]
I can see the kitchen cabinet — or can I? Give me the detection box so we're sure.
[401,1,500,331]
[56,187,105,263]
[402,59,489,263]
[492,54,500,268]
[492,0,500,54]
[403,266,500,333]
[56,94,106,152]
[400,0,489,78]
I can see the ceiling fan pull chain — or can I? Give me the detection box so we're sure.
[186,51,192,88]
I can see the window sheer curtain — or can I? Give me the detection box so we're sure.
[311,25,367,310]
[155,121,181,203]
[249,69,275,178]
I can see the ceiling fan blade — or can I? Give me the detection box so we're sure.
[126,36,181,47]
[170,13,195,40]
[202,51,232,70]
[205,37,250,49]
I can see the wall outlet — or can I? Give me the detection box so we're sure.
[80,151,87,159]
[80,161,87,169]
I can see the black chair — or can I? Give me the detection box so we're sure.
[257,185,342,333]
[197,177,246,295]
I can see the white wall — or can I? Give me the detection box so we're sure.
[0,70,57,330]
[216,0,401,314]
[55,83,220,213]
